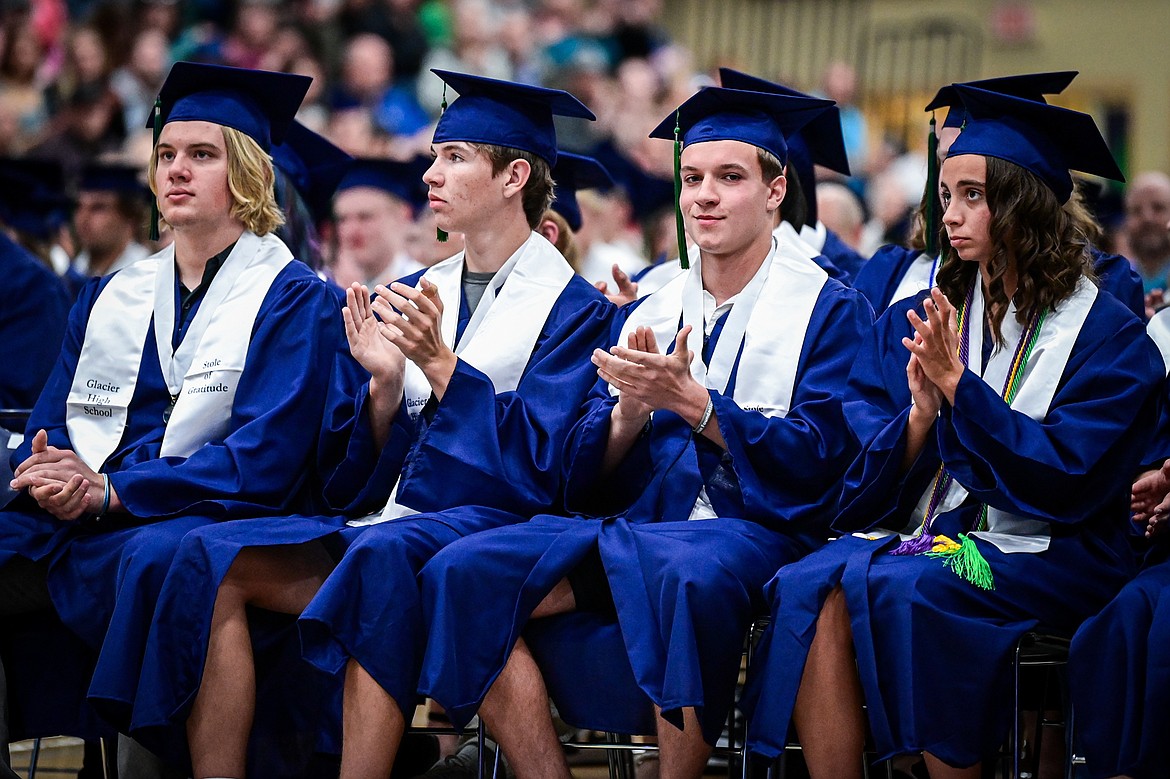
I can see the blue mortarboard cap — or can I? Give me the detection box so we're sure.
[430,69,595,166]
[147,62,311,150]
[335,157,431,214]
[647,87,834,167]
[926,71,1078,129]
[0,158,73,239]
[79,163,151,200]
[946,84,1124,202]
[550,152,613,232]
[271,121,354,223]
[718,68,849,224]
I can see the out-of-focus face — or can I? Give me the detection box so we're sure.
[678,139,782,262]
[423,142,509,235]
[71,29,107,82]
[75,191,133,254]
[1125,175,1170,262]
[154,120,234,231]
[334,187,409,268]
[939,154,992,264]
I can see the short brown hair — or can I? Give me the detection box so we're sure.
[148,126,285,236]
[478,144,555,229]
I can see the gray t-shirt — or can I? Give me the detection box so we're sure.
[462,269,496,316]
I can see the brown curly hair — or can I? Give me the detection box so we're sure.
[935,156,1093,346]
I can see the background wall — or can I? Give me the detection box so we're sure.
[662,0,1170,175]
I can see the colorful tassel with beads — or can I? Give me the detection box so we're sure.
[926,533,994,590]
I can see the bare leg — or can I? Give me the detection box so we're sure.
[655,706,711,779]
[479,637,570,779]
[792,586,865,779]
[338,659,406,779]
[478,578,578,779]
[922,753,980,779]
[188,542,334,779]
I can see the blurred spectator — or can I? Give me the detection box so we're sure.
[337,0,429,82]
[109,28,170,133]
[1123,171,1170,294]
[220,0,280,69]
[417,0,513,116]
[821,60,869,174]
[816,181,865,254]
[70,162,151,278]
[331,33,429,140]
[0,19,51,152]
[330,159,425,289]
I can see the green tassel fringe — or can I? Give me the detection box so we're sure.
[927,532,995,590]
[436,85,448,243]
[924,116,939,258]
[436,228,448,243]
[149,96,162,242]
[672,109,689,270]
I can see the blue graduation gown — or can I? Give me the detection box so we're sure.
[0,257,342,738]
[416,278,874,746]
[852,244,924,313]
[853,243,1145,320]
[0,233,70,410]
[128,273,614,764]
[742,289,1162,766]
[820,227,865,284]
[1069,548,1170,779]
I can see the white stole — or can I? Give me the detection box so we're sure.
[889,253,939,308]
[798,220,828,253]
[1147,306,1170,375]
[614,236,828,518]
[356,232,574,524]
[862,277,1098,552]
[66,231,291,469]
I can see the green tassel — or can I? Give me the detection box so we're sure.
[436,85,448,243]
[672,109,689,270]
[149,96,162,241]
[928,533,995,590]
[924,115,939,258]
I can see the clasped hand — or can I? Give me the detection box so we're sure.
[902,288,964,416]
[592,325,708,425]
[10,429,111,520]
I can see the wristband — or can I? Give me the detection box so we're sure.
[692,397,715,436]
[97,473,111,519]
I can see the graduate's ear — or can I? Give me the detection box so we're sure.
[537,216,560,246]
[501,158,532,200]
[766,173,786,213]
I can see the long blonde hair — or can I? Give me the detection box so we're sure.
[149,126,285,236]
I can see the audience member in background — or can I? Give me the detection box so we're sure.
[1123,171,1170,311]
[330,157,429,290]
[816,181,865,253]
[70,162,152,278]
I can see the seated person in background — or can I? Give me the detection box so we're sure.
[129,70,612,778]
[69,162,153,279]
[0,166,71,411]
[414,84,874,779]
[0,61,344,770]
[1069,363,1170,779]
[742,85,1159,779]
[854,71,1143,320]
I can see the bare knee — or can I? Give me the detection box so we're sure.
[531,577,576,619]
[815,585,853,646]
[219,543,333,614]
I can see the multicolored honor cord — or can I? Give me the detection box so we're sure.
[889,281,1047,590]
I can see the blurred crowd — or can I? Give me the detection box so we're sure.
[6,0,1162,301]
[1,0,953,291]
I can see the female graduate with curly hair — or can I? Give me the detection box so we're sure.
[742,84,1163,778]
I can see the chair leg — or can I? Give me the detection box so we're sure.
[27,737,41,779]
[1013,640,1024,779]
